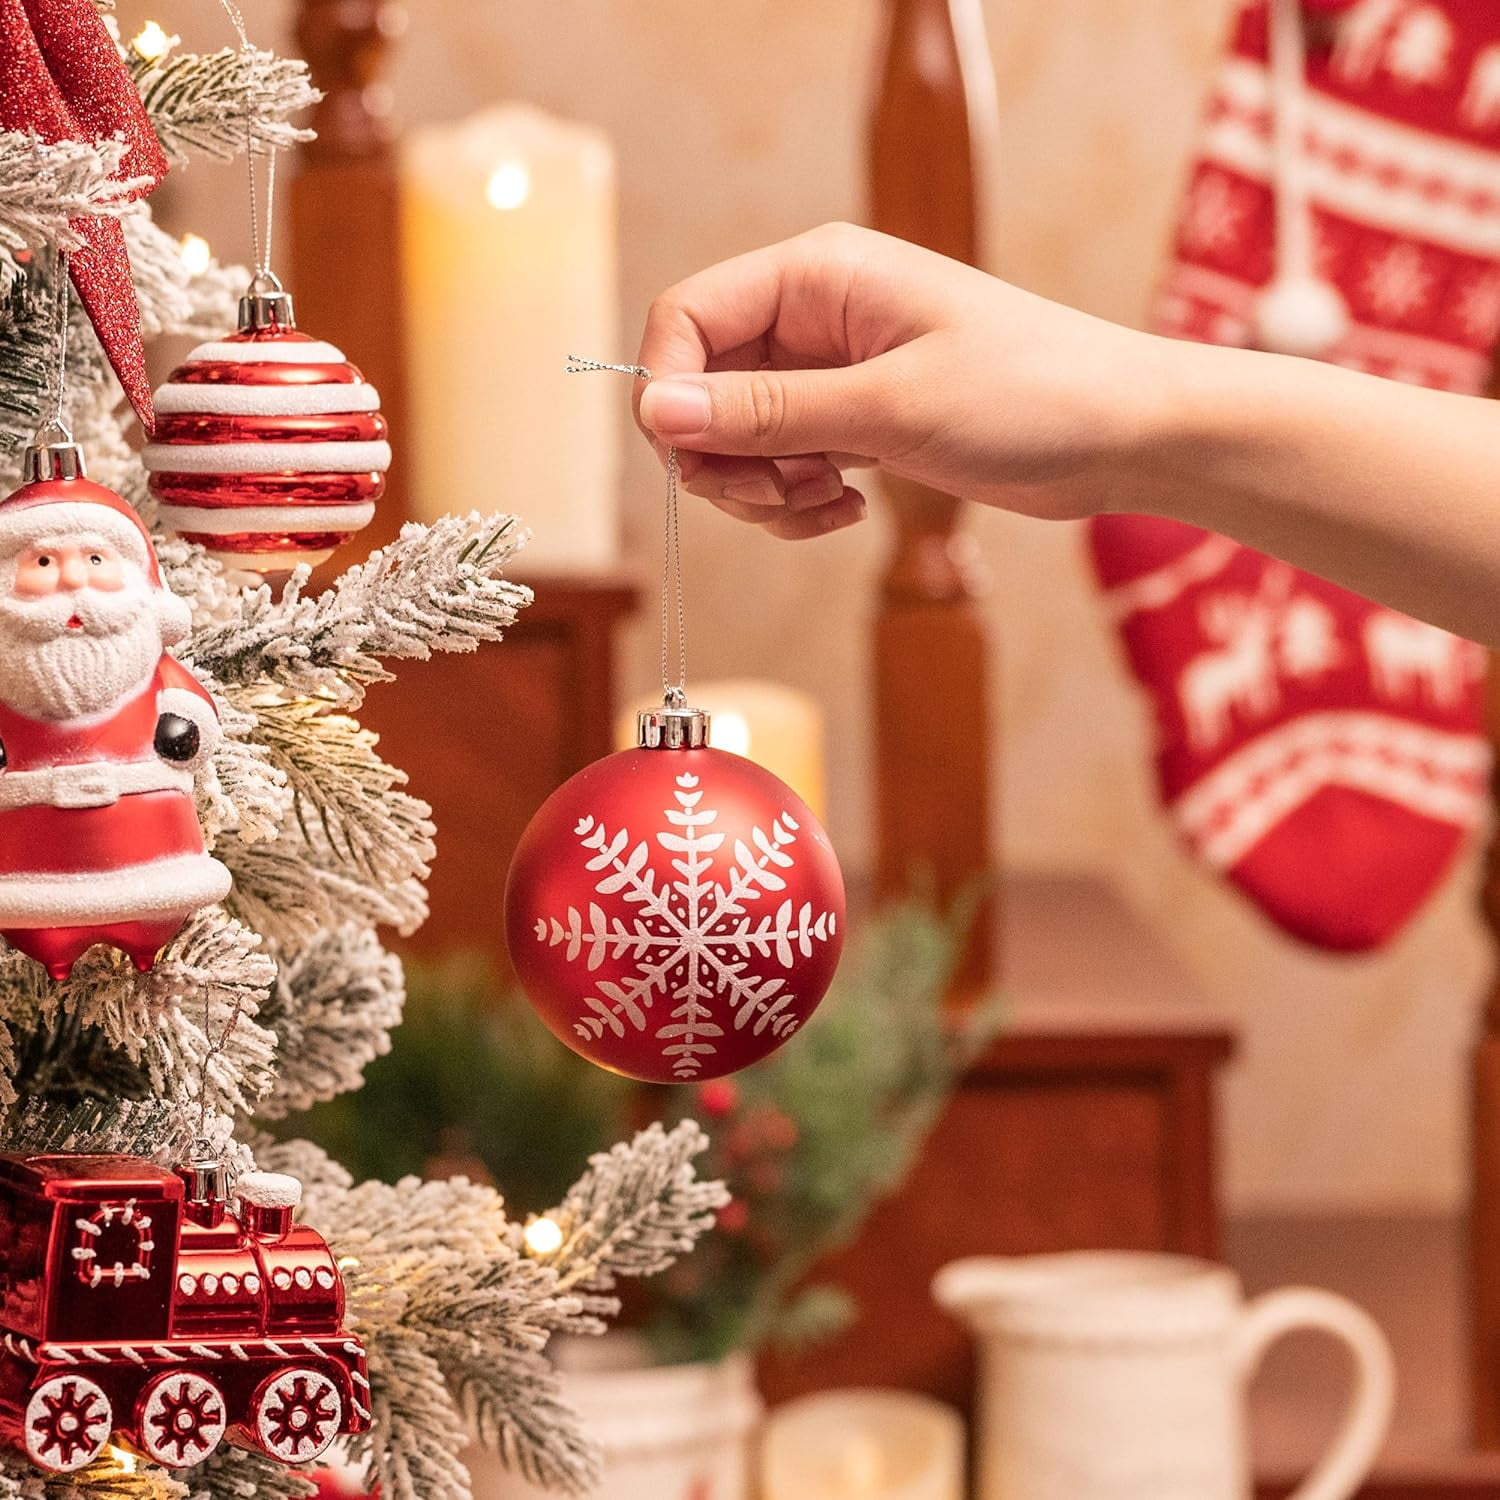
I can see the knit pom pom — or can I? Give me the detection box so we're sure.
[1253,275,1350,358]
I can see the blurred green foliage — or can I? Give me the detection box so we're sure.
[648,900,1001,1363]
[275,954,635,1215]
[278,901,999,1364]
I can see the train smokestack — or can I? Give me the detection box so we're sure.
[235,1171,302,1240]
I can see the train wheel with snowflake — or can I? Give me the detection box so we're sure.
[137,1371,227,1467]
[252,1367,342,1463]
[25,1374,112,1472]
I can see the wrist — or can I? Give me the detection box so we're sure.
[1116,336,1286,528]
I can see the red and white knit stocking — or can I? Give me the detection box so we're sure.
[1090,0,1498,951]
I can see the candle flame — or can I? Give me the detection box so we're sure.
[178,234,212,278]
[130,21,178,62]
[486,162,532,212]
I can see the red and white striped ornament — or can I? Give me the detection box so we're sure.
[142,281,390,577]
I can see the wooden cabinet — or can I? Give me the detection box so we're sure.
[358,575,638,967]
[758,876,1235,1410]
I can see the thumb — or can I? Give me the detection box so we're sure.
[639,361,899,459]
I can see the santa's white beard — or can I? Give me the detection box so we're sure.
[0,584,162,722]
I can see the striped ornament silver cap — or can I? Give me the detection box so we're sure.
[238,269,296,333]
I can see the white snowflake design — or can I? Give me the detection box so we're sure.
[1181,171,1247,254]
[534,771,838,1079]
[1363,242,1433,320]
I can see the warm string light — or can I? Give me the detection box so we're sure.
[523,1216,564,1256]
[129,21,179,63]
[106,1443,139,1475]
[178,233,212,277]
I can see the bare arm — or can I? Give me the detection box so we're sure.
[634,223,1500,645]
[1137,341,1500,645]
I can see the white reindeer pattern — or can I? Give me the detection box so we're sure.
[1177,573,1343,752]
[1180,591,1286,751]
[1464,44,1500,130]
[1363,611,1483,706]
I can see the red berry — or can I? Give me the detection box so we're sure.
[697,1080,740,1117]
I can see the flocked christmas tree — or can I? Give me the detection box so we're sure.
[0,6,725,1499]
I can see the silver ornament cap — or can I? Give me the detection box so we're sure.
[238,269,297,333]
[21,417,86,483]
[638,688,710,750]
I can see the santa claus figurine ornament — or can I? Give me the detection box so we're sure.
[505,362,845,1083]
[0,425,230,979]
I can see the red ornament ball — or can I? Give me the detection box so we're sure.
[505,747,845,1083]
[143,313,389,578]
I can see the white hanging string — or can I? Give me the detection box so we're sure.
[1266,0,1314,285]
[214,0,279,280]
[567,358,688,701]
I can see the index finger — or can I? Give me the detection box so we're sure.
[632,238,797,433]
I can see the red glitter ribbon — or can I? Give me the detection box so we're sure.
[0,0,169,432]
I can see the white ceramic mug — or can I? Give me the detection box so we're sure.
[933,1252,1395,1500]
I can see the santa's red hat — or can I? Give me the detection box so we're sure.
[0,475,191,644]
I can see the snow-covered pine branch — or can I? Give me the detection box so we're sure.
[190,1448,316,1500]
[535,1121,731,1315]
[0,909,276,1126]
[0,133,147,304]
[123,212,245,345]
[0,285,112,470]
[0,1447,188,1500]
[188,516,533,703]
[251,1122,725,1500]
[130,47,318,164]
[255,925,405,1119]
[251,696,435,934]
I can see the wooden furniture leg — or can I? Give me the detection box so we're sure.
[290,0,411,549]
[1470,654,1500,1448]
[289,5,642,966]
[869,0,1000,997]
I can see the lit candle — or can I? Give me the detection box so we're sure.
[399,105,619,569]
[761,1390,964,1500]
[617,678,827,820]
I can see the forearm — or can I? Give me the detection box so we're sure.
[1131,337,1500,645]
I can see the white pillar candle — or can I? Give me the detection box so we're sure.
[760,1390,965,1500]
[617,677,828,821]
[400,104,620,569]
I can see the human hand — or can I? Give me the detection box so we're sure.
[634,223,1173,539]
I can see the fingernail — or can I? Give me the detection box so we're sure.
[723,479,784,507]
[641,379,712,437]
[786,473,844,511]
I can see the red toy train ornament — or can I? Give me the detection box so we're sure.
[0,1154,369,1474]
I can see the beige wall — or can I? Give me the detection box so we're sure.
[128,0,1490,1216]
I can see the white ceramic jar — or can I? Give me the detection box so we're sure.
[933,1251,1395,1500]
[470,1338,762,1500]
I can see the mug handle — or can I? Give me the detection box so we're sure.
[1233,1286,1396,1500]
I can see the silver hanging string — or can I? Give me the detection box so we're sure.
[197,987,249,1139]
[566,357,688,700]
[215,0,278,279]
[45,250,70,437]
